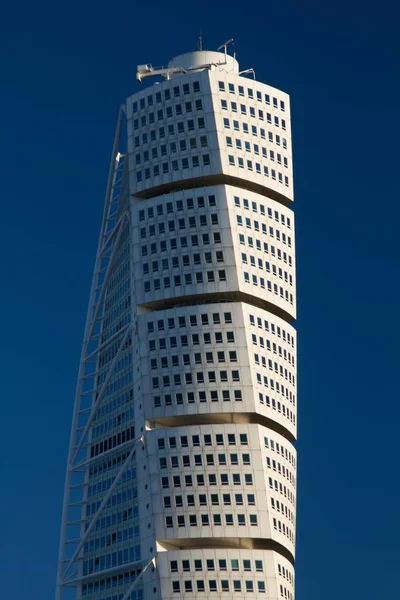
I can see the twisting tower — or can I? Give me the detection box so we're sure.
[57,44,297,600]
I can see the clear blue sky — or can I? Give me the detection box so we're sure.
[1,0,398,598]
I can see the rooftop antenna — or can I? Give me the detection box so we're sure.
[198,30,203,51]
[217,38,234,63]
[239,67,256,79]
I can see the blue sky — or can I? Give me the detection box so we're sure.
[1,0,399,598]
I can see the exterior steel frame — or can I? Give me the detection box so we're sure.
[56,106,140,599]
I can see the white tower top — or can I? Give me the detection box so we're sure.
[137,42,240,82]
[168,50,239,74]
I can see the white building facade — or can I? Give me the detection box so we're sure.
[57,49,296,600]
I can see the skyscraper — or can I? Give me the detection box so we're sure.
[57,45,296,600]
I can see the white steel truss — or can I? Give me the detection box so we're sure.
[56,106,136,600]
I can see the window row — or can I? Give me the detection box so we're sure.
[133,81,201,112]
[100,313,131,344]
[91,407,135,441]
[104,260,129,294]
[149,330,235,351]
[242,254,293,285]
[269,477,295,506]
[227,137,289,165]
[228,154,289,186]
[101,366,132,398]
[90,426,135,458]
[138,194,216,219]
[150,351,238,371]
[223,116,285,134]
[256,374,296,405]
[81,568,142,597]
[135,135,208,164]
[88,469,136,504]
[142,252,225,271]
[87,466,136,498]
[143,270,227,291]
[99,328,132,369]
[161,472,254,488]
[136,154,211,181]
[83,525,137,553]
[236,219,292,243]
[271,496,295,524]
[93,388,133,423]
[238,234,293,266]
[221,99,286,129]
[133,99,203,129]
[159,452,251,469]
[141,243,221,260]
[140,212,219,237]
[253,337,295,366]
[166,512,259,528]
[157,432,249,449]
[140,232,222,250]
[273,517,295,542]
[163,491,255,509]
[234,198,291,227]
[258,393,296,424]
[152,368,241,388]
[103,277,130,312]
[228,154,289,187]
[133,116,206,146]
[86,484,137,516]
[243,273,294,304]
[147,311,232,332]
[254,353,295,384]
[249,314,294,346]
[90,505,139,533]
[153,388,243,405]
[170,557,264,573]
[278,563,294,584]
[82,544,141,577]
[218,81,286,112]
[264,436,296,467]
[266,456,295,485]
[281,584,294,600]
[229,131,288,148]
[172,579,267,594]
[88,447,133,478]
[97,353,131,385]
[101,304,131,331]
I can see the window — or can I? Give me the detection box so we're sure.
[219,270,226,281]
[184,581,192,592]
[165,516,173,528]
[226,514,234,525]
